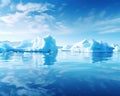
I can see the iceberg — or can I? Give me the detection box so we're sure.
[71,39,92,52]
[70,39,114,52]
[0,37,117,53]
[0,41,13,52]
[61,45,72,51]
[42,35,58,53]
[91,40,114,52]
[15,37,45,52]
[112,44,120,52]
[0,35,58,53]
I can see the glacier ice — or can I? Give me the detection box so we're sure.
[61,45,72,51]
[70,39,114,52]
[31,36,45,50]
[0,36,58,53]
[0,37,118,53]
[111,44,120,52]
[71,39,92,52]
[42,35,58,52]
[0,41,13,52]
[16,36,45,51]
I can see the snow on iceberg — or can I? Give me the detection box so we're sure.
[16,36,45,51]
[0,35,58,53]
[71,39,92,52]
[71,39,114,52]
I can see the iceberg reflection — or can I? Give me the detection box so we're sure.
[0,52,14,61]
[43,52,58,65]
[0,51,114,65]
[92,52,113,63]
[0,52,58,67]
[0,52,119,96]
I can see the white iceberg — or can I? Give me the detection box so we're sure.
[16,36,45,51]
[61,45,72,51]
[111,44,120,52]
[70,39,114,52]
[0,35,58,53]
[71,39,92,52]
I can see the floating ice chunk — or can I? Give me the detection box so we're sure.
[71,39,114,52]
[71,39,92,52]
[0,35,58,53]
[61,45,72,51]
[91,40,114,52]
[112,44,120,52]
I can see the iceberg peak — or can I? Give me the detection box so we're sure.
[42,35,58,52]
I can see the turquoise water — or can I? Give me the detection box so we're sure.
[0,52,120,96]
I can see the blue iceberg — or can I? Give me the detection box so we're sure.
[70,39,114,52]
[0,36,58,53]
[0,41,13,52]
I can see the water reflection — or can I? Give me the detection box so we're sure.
[0,52,58,66]
[0,51,114,64]
[43,52,57,65]
[0,52,14,61]
[0,52,120,96]
[92,52,113,63]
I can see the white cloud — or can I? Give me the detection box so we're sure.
[76,11,120,35]
[16,3,54,13]
[0,1,70,41]
[0,12,54,34]
[0,0,10,7]
[0,2,55,28]
[99,28,120,34]
[0,31,13,35]
[94,17,120,34]
[0,12,27,26]
[96,17,120,26]
[0,2,55,27]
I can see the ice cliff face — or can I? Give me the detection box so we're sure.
[42,35,58,52]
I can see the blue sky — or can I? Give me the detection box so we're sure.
[0,0,120,45]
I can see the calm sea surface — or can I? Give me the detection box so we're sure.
[0,51,120,96]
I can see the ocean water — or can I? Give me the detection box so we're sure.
[0,51,120,96]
